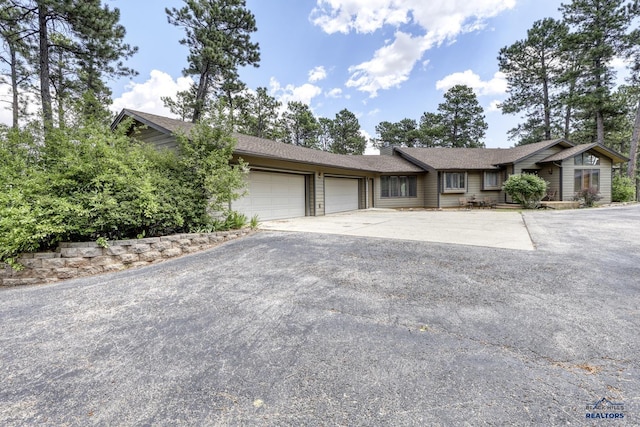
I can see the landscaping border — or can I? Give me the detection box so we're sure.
[0,229,255,287]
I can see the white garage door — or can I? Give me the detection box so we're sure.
[232,171,306,221]
[325,177,359,214]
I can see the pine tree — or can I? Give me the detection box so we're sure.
[436,85,487,148]
[237,87,281,139]
[166,0,260,123]
[0,2,31,128]
[561,0,639,144]
[373,119,420,148]
[280,101,319,149]
[2,1,137,131]
[498,18,568,144]
[329,109,366,155]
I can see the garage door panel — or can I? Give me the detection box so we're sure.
[232,171,306,220]
[325,177,359,214]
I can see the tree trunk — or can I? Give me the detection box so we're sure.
[9,43,19,129]
[191,64,210,123]
[563,79,575,140]
[596,110,605,145]
[627,99,640,181]
[542,76,551,140]
[38,3,53,132]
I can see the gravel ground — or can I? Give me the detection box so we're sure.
[1,205,638,426]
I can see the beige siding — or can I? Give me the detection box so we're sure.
[543,166,560,200]
[513,146,563,173]
[424,172,438,208]
[561,155,612,203]
[467,171,483,197]
[438,171,503,208]
[374,174,426,208]
[135,127,178,151]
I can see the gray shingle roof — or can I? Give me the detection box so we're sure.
[115,109,423,173]
[396,139,576,170]
[113,110,628,173]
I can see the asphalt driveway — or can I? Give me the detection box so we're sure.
[1,205,639,425]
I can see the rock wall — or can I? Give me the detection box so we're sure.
[0,229,254,287]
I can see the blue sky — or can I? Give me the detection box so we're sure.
[5,0,575,151]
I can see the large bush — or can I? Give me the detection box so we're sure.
[0,120,247,266]
[611,175,636,202]
[502,173,548,209]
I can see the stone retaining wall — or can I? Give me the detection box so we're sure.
[0,229,254,287]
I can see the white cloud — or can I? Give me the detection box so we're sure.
[0,84,14,126]
[269,77,323,109]
[310,0,409,34]
[311,0,515,97]
[111,70,193,117]
[435,70,507,96]
[346,31,426,96]
[487,99,502,112]
[359,128,379,155]
[308,66,328,82]
[0,83,39,127]
[326,88,343,98]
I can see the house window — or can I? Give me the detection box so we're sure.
[381,175,417,198]
[574,169,600,192]
[483,171,501,190]
[574,152,600,166]
[442,172,466,193]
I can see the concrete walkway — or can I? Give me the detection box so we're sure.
[260,208,535,250]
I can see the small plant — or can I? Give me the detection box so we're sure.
[502,173,548,209]
[574,187,602,207]
[96,237,110,248]
[224,211,247,229]
[5,258,24,272]
[249,214,259,229]
[612,175,635,202]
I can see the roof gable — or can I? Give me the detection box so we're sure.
[538,143,629,164]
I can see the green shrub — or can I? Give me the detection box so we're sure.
[502,173,548,209]
[574,187,602,207]
[0,120,248,265]
[611,175,636,202]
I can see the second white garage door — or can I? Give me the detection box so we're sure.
[232,171,306,221]
[325,177,359,214]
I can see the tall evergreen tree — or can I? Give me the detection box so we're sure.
[418,112,444,147]
[166,0,260,123]
[237,86,281,139]
[561,0,639,144]
[435,85,487,148]
[72,1,138,122]
[328,109,366,155]
[1,0,137,130]
[0,2,32,128]
[373,118,420,148]
[280,101,319,149]
[498,18,568,144]
[317,117,333,151]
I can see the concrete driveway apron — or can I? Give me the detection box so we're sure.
[260,208,534,251]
